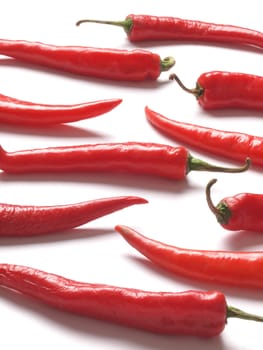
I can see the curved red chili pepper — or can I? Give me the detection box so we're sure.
[0,95,122,126]
[0,39,175,81]
[0,196,147,237]
[0,142,249,177]
[145,106,262,166]
[76,14,263,50]
[1,264,263,337]
[169,71,263,110]
[206,179,263,232]
[115,224,263,289]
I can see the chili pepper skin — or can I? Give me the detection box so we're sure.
[0,96,122,126]
[0,142,249,177]
[169,71,263,110]
[115,224,263,290]
[145,106,262,166]
[0,39,175,81]
[206,178,263,232]
[76,14,263,49]
[0,196,147,237]
[1,264,263,337]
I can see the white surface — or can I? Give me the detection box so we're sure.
[1,1,263,349]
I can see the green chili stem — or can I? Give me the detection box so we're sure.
[227,305,263,322]
[169,73,204,99]
[161,57,176,72]
[76,18,133,35]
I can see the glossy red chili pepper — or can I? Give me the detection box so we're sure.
[115,225,263,289]
[76,14,263,50]
[0,95,122,126]
[0,142,249,177]
[0,196,146,237]
[0,39,175,81]
[1,264,263,337]
[145,106,262,166]
[206,178,263,232]
[169,71,263,110]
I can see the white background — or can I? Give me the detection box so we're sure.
[1,1,263,349]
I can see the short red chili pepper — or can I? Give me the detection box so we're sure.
[1,264,263,337]
[145,106,263,167]
[76,14,263,50]
[206,178,263,232]
[0,95,122,126]
[169,71,263,110]
[0,39,175,81]
[0,196,147,237]
[115,224,263,289]
[0,142,249,178]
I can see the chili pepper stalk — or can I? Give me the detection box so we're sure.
[115,225,263,289]
[0,142,250,178]
[76,14,263,50]
[1,263,263,337]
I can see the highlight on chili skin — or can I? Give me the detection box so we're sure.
[1,263,263,338]
[169,71,263,111]
[206,178,263,232]
[76,14,263,50]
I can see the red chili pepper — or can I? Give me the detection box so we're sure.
[169,71,263,110]
[0,142,249,177]
[0,39,175,81]
[76,14,263,50]
[0,196,147,237]
[206,178,263,232]
[145,106,263,166]
[1,263,263,337]
[115,225,263,289]
[0,95,122,126]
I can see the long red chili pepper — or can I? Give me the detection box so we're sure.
[0,142,250,178]
[0,95,122,126]
[169,71,263,110]
[1,264,263,337]
[145,106,263,167]
[115,225,263,289]
[76,14,263,50]
[0,196,147,237]
[0,39,175,81]
[206,179,263,232]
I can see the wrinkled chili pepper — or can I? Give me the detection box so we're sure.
[169,72,263,110]
[1,264,263,337]
[0,196,147,237]
[206,178,263,232]
[115,225,263,289]
[0,142,250,178]
[76,14,263,50]
[0,39,175,81]
[145,106,263,167]
[0,95,122,126]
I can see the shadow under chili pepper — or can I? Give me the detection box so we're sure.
[126,255,263,302]
[0,281,225,350]
[0,227,113,246]
[222,230,263,251]
[202,108,263,119]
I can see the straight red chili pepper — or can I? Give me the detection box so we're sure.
[0,196,147,237]
[0,39,175,81]
[76,14,263,50]
[0,264,263,337]
[169,71,263,110]
[0,95,122,126]
[145,106,263,167]
[115,225,263,289]
[206,179,263,232]
[0,142,249,178]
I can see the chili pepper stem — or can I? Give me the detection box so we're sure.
[188,155,250,174]
[161,57,176,72]
[76,18,133,35]
[227,305,263,322]
[169,73,204,98]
